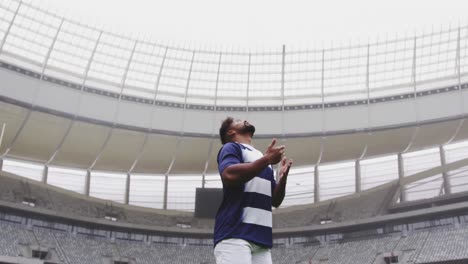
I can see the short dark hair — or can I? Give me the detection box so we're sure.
[219,117,234,144]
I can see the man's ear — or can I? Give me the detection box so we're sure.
[227,129,236,138]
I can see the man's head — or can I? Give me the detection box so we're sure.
[219,117,256,144]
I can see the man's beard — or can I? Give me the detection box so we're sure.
[239,123,255,137]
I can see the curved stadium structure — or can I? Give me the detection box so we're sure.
[1,0,468,263]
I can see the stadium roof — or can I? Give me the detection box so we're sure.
[40,0,468,49]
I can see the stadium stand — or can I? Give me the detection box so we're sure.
[416,225,468,263]
[1,219,468,263]
[2,166,468,263]
[0,171,195,229]
[55,232,120,264]
[0,221,34,257]
[393,230,429,263]
[272,182,399,228]
[0,171,403,230]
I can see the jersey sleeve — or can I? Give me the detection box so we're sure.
[218,142,243,175]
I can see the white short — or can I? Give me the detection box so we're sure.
[214,238,272,264]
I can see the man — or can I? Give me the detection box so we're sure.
[214,117,293,264]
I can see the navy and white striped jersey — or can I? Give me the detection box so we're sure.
[214,142,276,248]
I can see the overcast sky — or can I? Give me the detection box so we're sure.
[38,0,468,50]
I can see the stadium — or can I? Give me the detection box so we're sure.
[1,0,468,263]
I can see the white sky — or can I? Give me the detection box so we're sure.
[38,0,468,50]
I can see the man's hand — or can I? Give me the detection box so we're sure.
[272,156,293,208]
[278,156,293,179]
[264,138,285,165]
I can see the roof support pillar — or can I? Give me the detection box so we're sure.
[163,173,169,210]
[164,51,195,210]
[127,47,168,174]
[359,44,372,162]
[0,123,5,168]
[439,145,451,195]
[42,165,48,184]
[314,49,326,168]
[277,45,286,182]
[445,27,465,146]
[2,18,64,158]
[84,169,91,196]
[314,165,320,203]
[314,49,326,204]
[202,52,222,188]
[402,36,420,154]
[47,31,103,164]
[398,153,406,202]
[246,53,251,117]
[88,40,137,171]
[124,173,131,205]
[355,160,361,193]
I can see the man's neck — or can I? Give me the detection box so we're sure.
[234,136,252,146]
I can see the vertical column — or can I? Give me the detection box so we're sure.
[127,47,168,177]
[201,139,214,189]
[398,153,406,202]
[201,142,209,189]
[315,49,326,204]
[201,52,222,189]
[0,122,4,171]
[403,36,420,153]
[355,160,361,193]
[0,122,6,153]
[411,36,417,94]
[246,53,251,118]
[446,27,465,146]
[439,145,451,195]
[163,173,169,210]
[456,27,461,78]
[366,44,370,104]
[281,45,286,131]
[314,165,320,203]
[0,123,6,171]
[41,18,64,80]
[320,49,326,133]
[281,45,286,107]
[124,172,131,205]
[48,30,103,165]
[42,165,48,184]
[164,51,195,210]
[88,40,137,171]
[180,51,196,134]
[360,44,371,160]
[277,45,286,182]
[84,170,91,196]
[455,27,462,109]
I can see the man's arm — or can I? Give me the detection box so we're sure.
[272,157,293,208]
[222,156,271,187]
[222,139,284,187]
